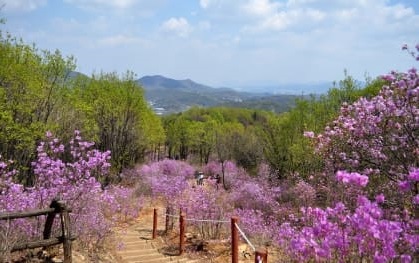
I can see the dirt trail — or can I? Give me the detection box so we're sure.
[114,207,203,263]
[70,204,272,262]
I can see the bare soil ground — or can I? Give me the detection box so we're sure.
[131,205,283,263]
[14,201,282,262]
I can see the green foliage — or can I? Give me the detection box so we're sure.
[0,21,385,186]
[72,72,160,176]
[163,107,272,173]
[163,74,383,180]
[0,28,164,185]
[0,33,75,185]
[261,73,383,179]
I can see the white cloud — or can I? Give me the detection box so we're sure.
[306,8,326,21]
[239,0,418,33]
[198,0,239,11]
[1,0,46,13]
[63,0,166,15]
[63,0,137,9]
[98,34,145,47]
[286,0,317,8]
[335,8,357,22]
[242,0,281,17]
[328,1,419,36]
[259,10,294,30]
[391,4,414,19]
[197,20,211,30]
[240,0,328,32]
[161,17,193,37]
[4,0,418,86]
[200,0,210,9]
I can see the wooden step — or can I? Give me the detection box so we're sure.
[121,253,169,262]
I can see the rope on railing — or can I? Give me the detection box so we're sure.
[234,222,256,252]
[164,213,180,219]
[185,217,229,223]
[160,210,266,262]
[164,213,229,223]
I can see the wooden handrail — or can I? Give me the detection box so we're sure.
[0,199,74,263]
[11,236,77,252]
[0,207,73,220]
[0,208,55,220]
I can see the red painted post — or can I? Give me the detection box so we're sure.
[231,216,239,263]
[165,207,170,233]
[152,208,157,239]
[179,212,185,255]
[255,248,268,263]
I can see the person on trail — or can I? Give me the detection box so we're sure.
[199,172,204,186]
[195,171,200,186]
[215,174,220,190]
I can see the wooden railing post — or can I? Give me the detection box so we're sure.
[165,207,170,233]
[152,208,157,239]
[165,206,175,233]
[255,248,268,263]
[2,199,74,261]
[57,201,72,263]
[43,200,59,240]
[231,216,239,263]
[179,212,185,256]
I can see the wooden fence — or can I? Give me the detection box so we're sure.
[0,199,74,263]
[153,208,268,263]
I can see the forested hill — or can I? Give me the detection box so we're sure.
[137,75,301,115]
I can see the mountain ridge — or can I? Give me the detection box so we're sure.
[67,72,316,115]
[136,75,300,115]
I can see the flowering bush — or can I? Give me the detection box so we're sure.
[311,68,418,202]
[129,62,419,261]
[234,208,279,247]
[0,131,142,257]
[138,159,195,203]
[276,198,416,262]
[402,43,419,61]
[178,180,232,239]
[290,63,419,261]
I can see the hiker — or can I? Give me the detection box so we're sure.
[199,172,204,185]
[215,174,220,189]
[195,171,200,186]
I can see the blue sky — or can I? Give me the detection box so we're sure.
[1,0,419,89]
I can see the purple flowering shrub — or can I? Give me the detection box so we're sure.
[284,66,419,261]
[311,68,418,204]
[137,160,233,239]
[136,160,283,240]
[402,43,419,61]
[234,208,279,247]
[178,180,232,239]
[202,161,281,216]
[202,161,220,177]
[130,65,418,261]
[137,159,195,203]
[289,180,317,207]
[203,160,249,190]
[0,131,142,255]
[229,179,281,217]
[275,171,418,262]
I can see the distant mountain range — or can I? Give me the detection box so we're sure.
[136,75,316,115]
[68,71,329,115]
[233,82,333,95]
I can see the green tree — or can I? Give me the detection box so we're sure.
[0,32,75,185]
[215,122,244,189]
[260,73,383,180]
[75,72,156,180]
[232,126,263,174]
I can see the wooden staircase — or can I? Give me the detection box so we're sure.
[115,208,202,263]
